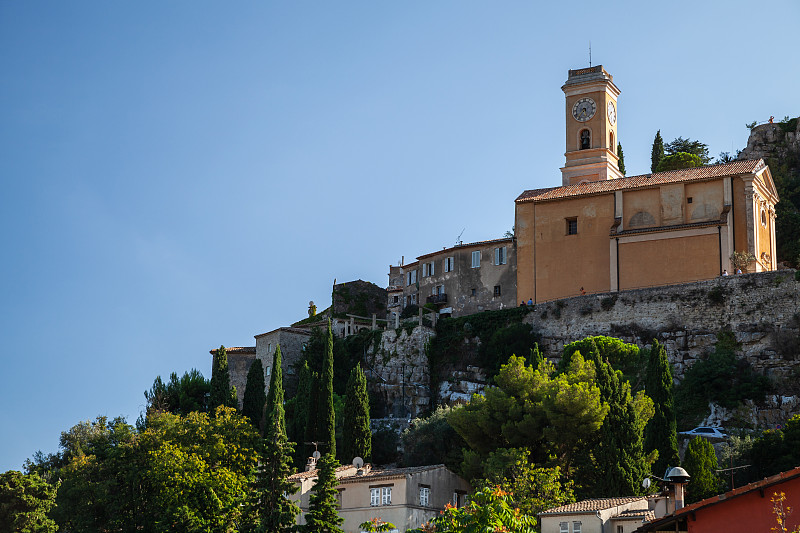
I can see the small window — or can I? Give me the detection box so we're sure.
[382,487,392,505]
[444,257,454,272]
[471,251,481,268]
[336,489,343,508]
[471,288,476,297]
[559,523,569,533]
[687,197,693,204]
[761,208,768,227]
[265,366,271,376]
[407,270,417,286]
[370,488,380,507]
[617,526,624,533]
[419,486,430,507]
[393,296,399,304]
[573,521,582,533]
[494,246,507,265]
[423,261,435,277]
[566,218,578,235]
[494,285,501,297]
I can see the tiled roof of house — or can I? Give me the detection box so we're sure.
[209,346,256,355]
[289,463,447,484]
[254,327,313,339]
[617,509,656,522]
[415,237,513,261]
[516,159,765,203]
[541,496,647,515]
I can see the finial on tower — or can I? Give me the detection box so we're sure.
[589,41,592,67]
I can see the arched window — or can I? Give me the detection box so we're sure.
[580,129,591,150]
[609,131,614,150]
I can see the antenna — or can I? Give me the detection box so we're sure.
[312,451,321,460]
[589,41,592,67]
[455,228,465,246]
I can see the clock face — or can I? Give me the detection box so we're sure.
[572,97,596,122]
[607,101,616,125]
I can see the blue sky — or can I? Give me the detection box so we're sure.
[1,1,798,472]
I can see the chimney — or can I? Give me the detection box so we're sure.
[666,466,691,512]
[305,456,317,472]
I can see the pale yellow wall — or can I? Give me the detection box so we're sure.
[732,177,749,254]
[515,201,536,303]
[622,188,660,229]
[532,194,615,301]
[685,180,724,223]
[565,90,616,155]
[618,232,720,290]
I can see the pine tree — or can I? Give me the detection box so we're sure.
[242,358,267,433]
[683,436,721,503]
[617,142,626,175]
[342,363,371,463]
[304,453,344,533]
[210,345,237,409]
[651,130,664,173]
[590,341,649,496]
[644,339,679,478]
[247,344,300,532]
[321,320,336,457]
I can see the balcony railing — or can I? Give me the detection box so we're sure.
[426,293,448,304]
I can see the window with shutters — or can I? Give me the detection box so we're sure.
[573,521,582,533]
[407,270,417,285]
[444,257,454,272]
[559,522,568,533]
[419,485,430,506]
[471,251,480,268]
[494,246,507,265]
[370,488,380,507]
[381,487,392,505]
[423,261,435,277]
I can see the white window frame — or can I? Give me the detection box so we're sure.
[559,522,569,533]
[573,521,582,533]
[381,486,392,505]
[444,257,454,272]
[494,246,507,265]
[419,486,430,507]
[471,251,481,268]
[370,488,380,507]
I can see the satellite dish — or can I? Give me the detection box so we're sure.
[312,451,321,460]
[353,457,364,468]
[642,477,651,490]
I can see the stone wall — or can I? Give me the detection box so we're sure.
[367,270,800,429]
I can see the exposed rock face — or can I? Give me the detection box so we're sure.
[738,121,800,162]
[369,270,800,430]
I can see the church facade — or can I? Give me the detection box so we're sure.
[515,66,779,303]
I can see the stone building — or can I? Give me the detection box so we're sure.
[388,237,517,320]
[515,66,779,303]
[210,346,256,409]
[290,463,470,533]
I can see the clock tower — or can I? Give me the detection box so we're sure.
[560,65,623,186]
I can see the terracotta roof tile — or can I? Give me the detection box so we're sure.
[541,496,647,514]
[516,159,765,203]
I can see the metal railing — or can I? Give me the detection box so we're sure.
[426,293,448,304]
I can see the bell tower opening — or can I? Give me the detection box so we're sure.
[560,65,623,186]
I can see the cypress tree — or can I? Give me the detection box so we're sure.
[210,345,236,409]
[291,362,313,467]
[683,436,721,503]
[342,363,371,463]
[304,453,344,533]
[321,319,336,457]
[644,339,680,478]
[530,343,544,370]
[590,341,649,496]
[617,142,626,175]
[303,370,321,461]
[651,130,664,173]
[248,344,300,532]
[242,358,267,433]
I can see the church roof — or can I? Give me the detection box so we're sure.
[516,159,766,203]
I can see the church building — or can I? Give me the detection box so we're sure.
[515,66,779,303]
